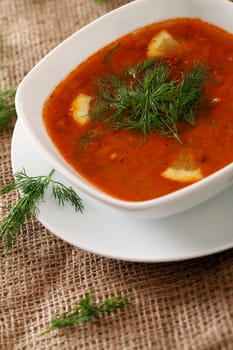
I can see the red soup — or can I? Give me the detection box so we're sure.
[43,18,233,201]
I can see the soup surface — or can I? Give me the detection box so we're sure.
[43,18,233,201]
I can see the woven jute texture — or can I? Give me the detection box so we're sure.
[1,1,233,349]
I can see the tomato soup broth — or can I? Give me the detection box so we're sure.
[43,18,233,201]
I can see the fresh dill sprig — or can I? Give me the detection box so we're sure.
[0,88,17,129]
[0,168,84,248]
[40,288,131,335]
[94,60,209,142]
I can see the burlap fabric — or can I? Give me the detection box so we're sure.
[0,1,233,349]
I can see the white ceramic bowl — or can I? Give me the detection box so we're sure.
[15,0,233,218]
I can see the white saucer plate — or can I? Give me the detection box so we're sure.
[11,121,233,262]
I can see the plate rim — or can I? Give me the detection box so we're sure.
[10,120,233,263]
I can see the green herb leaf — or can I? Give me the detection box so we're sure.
[0,88,17,129]
[0,168,84,248]
[40,288,131,335]
[103,42,121,63]
[94,60,209,142]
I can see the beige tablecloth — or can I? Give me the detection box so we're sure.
[0,1,233,349]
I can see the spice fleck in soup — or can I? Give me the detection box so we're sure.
[43,18,233,201]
